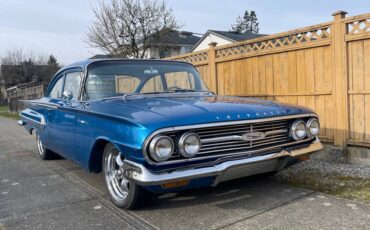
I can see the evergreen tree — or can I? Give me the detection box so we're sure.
[43,55,60,83]
[231,10,259,34]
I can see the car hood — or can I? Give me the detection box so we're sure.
[88,95,314,129]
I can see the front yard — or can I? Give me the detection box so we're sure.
[0,106,19,120]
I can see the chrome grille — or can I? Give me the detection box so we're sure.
[195,120,290,156]
[162,120,293,161]
[144,114,318,164]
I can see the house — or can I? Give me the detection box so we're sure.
[90,30,201,59]
[192,30,266,52]
[144,30,201,59]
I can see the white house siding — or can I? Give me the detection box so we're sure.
[193,34,232,52]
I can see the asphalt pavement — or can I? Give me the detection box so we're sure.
[0,117,369,230]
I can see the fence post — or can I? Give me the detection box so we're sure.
[208,42,218,94]
[332,10,348,147]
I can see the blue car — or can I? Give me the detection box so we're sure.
[18,59,322,209]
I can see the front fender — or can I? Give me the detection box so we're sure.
[85,122,150,173]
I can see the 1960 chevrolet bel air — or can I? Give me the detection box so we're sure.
[18,59,322,209]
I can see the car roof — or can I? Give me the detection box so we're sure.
[56,58,191,75]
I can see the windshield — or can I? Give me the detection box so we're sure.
[84,60,209,100]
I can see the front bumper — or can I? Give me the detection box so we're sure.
[123,138,323,186]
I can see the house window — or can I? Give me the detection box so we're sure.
[159,49,171,58]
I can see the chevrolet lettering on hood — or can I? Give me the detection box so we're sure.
[18,59,323,210]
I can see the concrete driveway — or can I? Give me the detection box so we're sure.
[0,117,369,230]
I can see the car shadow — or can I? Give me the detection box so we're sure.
[141,173,285,210]
[50,157,309,213]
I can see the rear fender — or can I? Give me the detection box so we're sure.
[18,108,46,135]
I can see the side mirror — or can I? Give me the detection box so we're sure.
[62,90,73,103]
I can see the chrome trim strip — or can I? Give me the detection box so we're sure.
[201,129,288,143]
[172,114,317,130]
[20,100,59,109]
[127,138,323,185]
[19,108,46,125]
[142,113,318,165]
[265,129,289,135]
[201,135,242,144]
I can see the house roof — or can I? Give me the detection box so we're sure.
[145,30,201,46]
[209,30,266,41]
[192,30,267,51]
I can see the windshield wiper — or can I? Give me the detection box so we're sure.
[165,89,196,93]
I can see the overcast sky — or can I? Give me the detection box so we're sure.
[0,0,369,65]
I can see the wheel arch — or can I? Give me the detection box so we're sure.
[88,138,122,173]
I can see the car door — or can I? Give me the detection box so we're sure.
[46,69,83,160]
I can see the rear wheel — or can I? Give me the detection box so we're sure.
[36,134,57,160]
[103,143,149,210]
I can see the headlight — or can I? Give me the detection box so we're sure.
[307,118,320,137]
[291,120,307,140]
[179,133,201,158]
[149,135,174,161]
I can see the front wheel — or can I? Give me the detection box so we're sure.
[103,143,149,210]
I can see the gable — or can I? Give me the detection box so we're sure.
[192,34,233,52]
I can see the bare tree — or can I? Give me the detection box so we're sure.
[86,0,180,58]
[0,49,60,87]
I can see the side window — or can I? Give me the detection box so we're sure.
[64,72,83,100]
[140,75,163,93]
[49,76,64,98]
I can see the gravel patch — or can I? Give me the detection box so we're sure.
[276,159,370,204]
[279,159,370,179]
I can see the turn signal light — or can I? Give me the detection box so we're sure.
[161,180,190,189]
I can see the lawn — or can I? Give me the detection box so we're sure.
[0,106,20,120]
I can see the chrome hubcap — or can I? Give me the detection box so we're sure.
[36,135,45,157]
[105,149,130,201]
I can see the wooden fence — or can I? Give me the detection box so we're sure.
[7,81,44,113]
[167,11,370,147]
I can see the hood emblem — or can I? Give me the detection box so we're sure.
[241,132,266,141]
